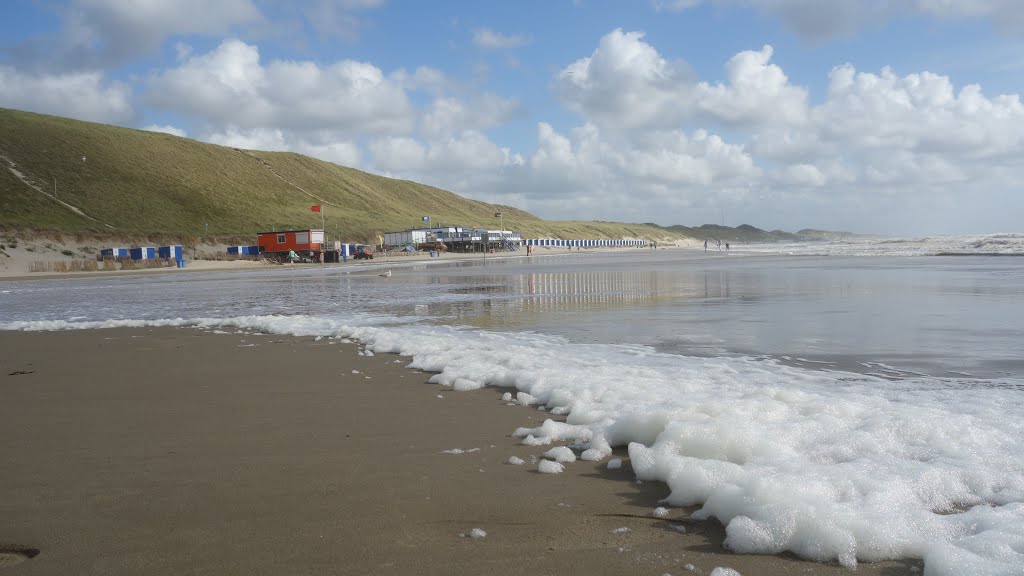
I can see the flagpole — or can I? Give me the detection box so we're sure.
[311,205,325,263]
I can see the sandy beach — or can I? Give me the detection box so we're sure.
[0,235,667,280]
[0,327,921,575]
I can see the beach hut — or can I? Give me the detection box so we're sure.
[158,245,182,260]
[256,229,325,262]
[129,247,155,260]
[99,247,128,260]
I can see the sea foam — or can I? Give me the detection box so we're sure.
[3,312,1022,575]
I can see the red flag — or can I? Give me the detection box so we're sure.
[311,205,321,212]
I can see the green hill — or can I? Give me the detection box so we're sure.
[0,108,692,246]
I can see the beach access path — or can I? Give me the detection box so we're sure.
[0,328,919,575]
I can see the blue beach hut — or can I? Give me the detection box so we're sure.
[129,247,155,260]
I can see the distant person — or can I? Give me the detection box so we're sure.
[287,249,298,263]
[726,243,730,251]
[704,239,708,252]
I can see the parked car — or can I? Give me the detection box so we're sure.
[353,249,373,260]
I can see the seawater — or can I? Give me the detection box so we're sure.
[2,237,1023,575]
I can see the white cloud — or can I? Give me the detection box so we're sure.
[368,137,427,171]
[815,64,1024,159]
[370,130,522,190]
[186,27,1020,234]
[652,0,703,12]
[421,94,521,138]
[738,0,892,41]
[554,29,1024,196]
[7,0,387,72]
[537,28,1024,232]
[656,0,1024,39]
[206,127,361,166]
[290,140,363,167]
[142,124,187,137]
[392,66,448,94]
[71,0,262,37]
[519,122,760,221]
[556,29,696,130]
[777,163,826,187]
[910,0,1024,33]
[205,126,289,150]
[145,39,415,136]
[337,0,386,7]
[174,42,193,62]
[472,28,532,49]
[44,0,264,69]
[742,60,1024,231]
[302,0,385,41]
[695,45,809,126]
[555,31,806,131]
[0,66,134,124]
[144,39,529,184]
[141,39,526,193]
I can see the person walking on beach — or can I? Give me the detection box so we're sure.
[704,239,708,252]
[287,249,298,264]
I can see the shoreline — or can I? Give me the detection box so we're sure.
[0,238,690,281]
[0,327,919,575]
[0,248,604,282]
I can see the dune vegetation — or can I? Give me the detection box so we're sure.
[1,108,696,247]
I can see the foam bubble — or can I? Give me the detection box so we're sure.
[538,460,565,474]
[543,446,577,463]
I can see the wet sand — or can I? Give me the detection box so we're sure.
[0,328,920,575]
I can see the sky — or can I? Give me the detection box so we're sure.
[2,1,1023,235]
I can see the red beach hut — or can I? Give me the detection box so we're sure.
[257,229,325,261]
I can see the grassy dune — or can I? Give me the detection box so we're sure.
[0,108,690,245]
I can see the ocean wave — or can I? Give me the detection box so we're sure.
[742,233,1024,257]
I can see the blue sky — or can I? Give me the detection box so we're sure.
[2,1,1023,235]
